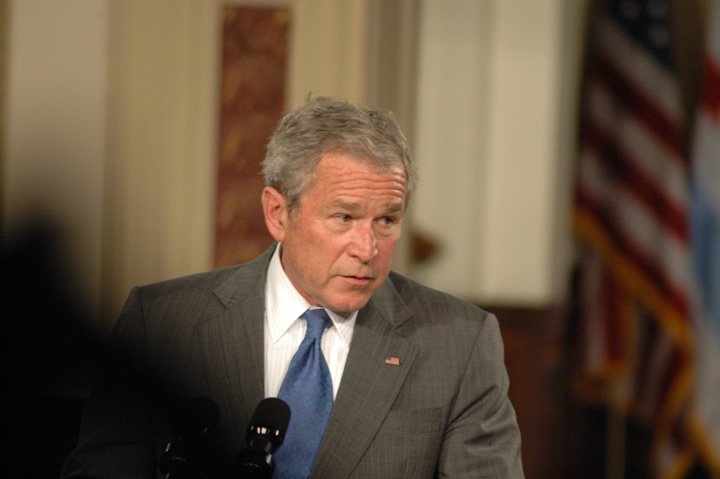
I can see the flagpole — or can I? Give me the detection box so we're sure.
[605,386,626,479]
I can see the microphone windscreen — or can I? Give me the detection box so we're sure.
[249,398,291,443]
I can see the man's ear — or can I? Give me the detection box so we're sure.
[262,187,288,242]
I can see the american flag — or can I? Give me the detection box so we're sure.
[689,0,720,474]
[384,356,400,366]
[572,0,694,477]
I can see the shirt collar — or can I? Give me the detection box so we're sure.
[265,243,357,345]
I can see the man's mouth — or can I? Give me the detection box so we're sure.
[342,275,373,285]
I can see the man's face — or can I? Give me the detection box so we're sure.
[264,152,407,316]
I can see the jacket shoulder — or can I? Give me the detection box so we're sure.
[386,270,489,319]
[137,265,241,300]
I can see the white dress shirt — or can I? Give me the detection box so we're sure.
[264,244,356,399]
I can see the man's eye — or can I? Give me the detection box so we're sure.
[338,214,351,223]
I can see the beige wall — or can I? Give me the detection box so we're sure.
[2,0,108,321]
[2,0,589,325]
[103,0,218,321]
[411,0,586,305]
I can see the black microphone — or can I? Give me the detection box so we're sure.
[158,396,220,479]
[231,398,291,478]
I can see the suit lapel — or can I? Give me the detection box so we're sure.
[312,277,417,478]
[196,245,276,450]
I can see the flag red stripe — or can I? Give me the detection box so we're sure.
[575,187,690,320]
[581,119,689,241]
[592,53,684,158]
[701,52,720,121]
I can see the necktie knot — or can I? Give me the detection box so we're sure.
[303,308,331,340]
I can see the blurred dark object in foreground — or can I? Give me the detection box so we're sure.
[1,221,102,478]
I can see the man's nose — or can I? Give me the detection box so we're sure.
[350,223,378,262]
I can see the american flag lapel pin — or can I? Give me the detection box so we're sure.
[385,356,400,366]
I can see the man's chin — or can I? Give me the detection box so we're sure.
[323,295,372,317]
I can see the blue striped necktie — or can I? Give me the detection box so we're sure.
[273,309,333,479]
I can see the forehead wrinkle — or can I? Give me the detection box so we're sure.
[323,173,404,189]
[322,177,406,199]
[313,154,408,210]
[321,159,406,183]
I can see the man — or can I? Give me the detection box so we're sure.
[62,97,524,478]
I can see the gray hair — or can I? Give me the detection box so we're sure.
[262,96,416,212]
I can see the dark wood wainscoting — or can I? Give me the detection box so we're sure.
[485,305,606,479]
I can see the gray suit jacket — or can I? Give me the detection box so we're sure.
[62,244,523,478]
